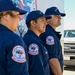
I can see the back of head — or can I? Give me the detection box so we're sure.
[45,6,66,17]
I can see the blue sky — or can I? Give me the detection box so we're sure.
[64,0,75,29]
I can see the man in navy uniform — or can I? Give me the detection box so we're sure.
[23,10,51,75]
[0,0,29,75]
[40,7,66,75]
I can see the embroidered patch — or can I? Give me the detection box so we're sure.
[28,43,39,55]
[46,36,55,45]
[12,45,26,63]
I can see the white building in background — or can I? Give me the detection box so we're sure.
[13,0,65,40]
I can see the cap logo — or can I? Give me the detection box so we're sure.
[39,11,42,14]
[16,6,18,8]
[12,1,15,4]
[55,8,58,12]
[12,1,18,8]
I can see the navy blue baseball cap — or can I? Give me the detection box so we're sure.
[0,0,27,15]
[26,10,51,23]
[45,7,66,17]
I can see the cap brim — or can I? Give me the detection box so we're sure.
[60,13,66,17]
[16,8,27,15]
[38,15,52,20]
[45,15,52,20]
[53,13,66,17]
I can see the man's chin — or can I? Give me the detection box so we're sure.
[41,30,45,33]
[14,28,18,31]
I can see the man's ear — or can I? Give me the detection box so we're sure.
[3,15,7,20]
[30,20,36,27]
[2,13,8,20]
[47,19,50,21]
[47,19,51,23]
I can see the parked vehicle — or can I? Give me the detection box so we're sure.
[64,29,75,66]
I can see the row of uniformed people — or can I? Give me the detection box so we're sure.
[0,0,66,75]
[23,7,66,75]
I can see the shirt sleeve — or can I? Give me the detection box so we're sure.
[40,34,58,60]
[5,36,29,75]
[46,42,58,59]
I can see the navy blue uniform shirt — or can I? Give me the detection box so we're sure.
[40,25,63,75]
[0,24,29,75]
[23,30,50,75]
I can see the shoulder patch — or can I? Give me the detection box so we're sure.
[12,45,26,63]
[28,43,39,55]
[46,36,55,45]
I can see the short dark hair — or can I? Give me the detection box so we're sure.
[0,12,3,20]
[26,22,31,28]
[26,19,38,28]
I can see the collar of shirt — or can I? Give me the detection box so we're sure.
[46,24,62,40]
[27,30,46,46]
[0,24,12,32]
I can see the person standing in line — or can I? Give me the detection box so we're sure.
[0,0,29,75]
[40,6,66,75]
[23,10,51,75]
